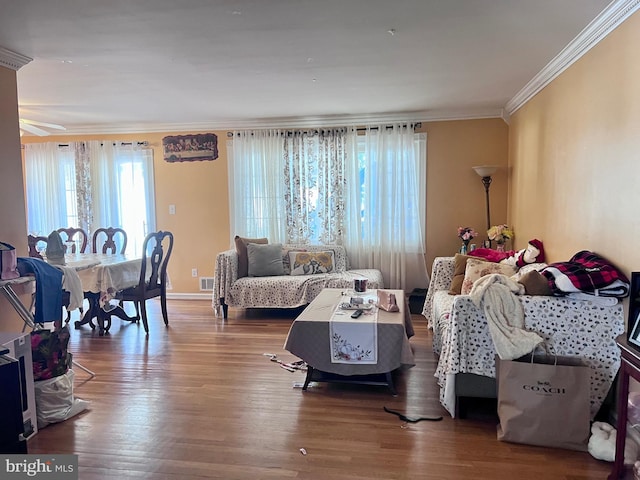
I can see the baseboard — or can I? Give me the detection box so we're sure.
[166,293,212,301]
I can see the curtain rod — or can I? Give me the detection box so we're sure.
[226,123,421,137]
[357,122,421,132]
[22,141,149,149]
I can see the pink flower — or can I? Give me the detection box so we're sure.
[457,227,478,242]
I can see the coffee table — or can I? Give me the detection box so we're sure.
[283,288,415,395]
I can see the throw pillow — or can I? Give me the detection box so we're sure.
[234,235,268,278]
[460,258,517,295]
[518,270,553,296]
[282,247,308,275]
[247,243,285,277]
[289,251,335,276]
[449,253,481,295]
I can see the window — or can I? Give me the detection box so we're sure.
[24,141,155,255]
[228,125,428,290]
[355,133,426,244]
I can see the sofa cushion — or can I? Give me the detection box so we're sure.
[247,243,285,277]
[461,258,517,295]
[449,253,483,295]
[289,251,335,275]
[234,235,268,278]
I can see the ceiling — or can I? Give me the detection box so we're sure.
[0,0,617,135]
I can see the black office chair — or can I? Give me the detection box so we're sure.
[115,231,174,334]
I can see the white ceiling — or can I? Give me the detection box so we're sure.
[0,0,619,134]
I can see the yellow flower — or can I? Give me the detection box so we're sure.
[296,252,311,263]
[315,252,332,267]
[487,224,514,242]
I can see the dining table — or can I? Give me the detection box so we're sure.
[63,252,145,336]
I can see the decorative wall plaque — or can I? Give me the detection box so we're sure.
[162,133,218,162]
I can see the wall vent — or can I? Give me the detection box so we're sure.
[199,277,214,291]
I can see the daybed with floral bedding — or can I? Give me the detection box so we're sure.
[422,254,626,419]
[213,238,384,318]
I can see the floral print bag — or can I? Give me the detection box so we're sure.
[30,326,72,381]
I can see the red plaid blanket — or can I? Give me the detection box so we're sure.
[541,250,629,297]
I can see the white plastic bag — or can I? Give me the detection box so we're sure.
[34,369,90,428]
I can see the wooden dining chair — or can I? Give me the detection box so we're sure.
[115,231,174,334]
[26,234,78,324]
[92,227,128,254]
[27,234,48,259]
[56,227,88,253]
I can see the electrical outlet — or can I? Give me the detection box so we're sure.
[191,268,198,277]
[169,204,176,215]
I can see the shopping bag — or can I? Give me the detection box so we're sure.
[0,242,19,280]
[34,369,91,428]
[496,353,591,451]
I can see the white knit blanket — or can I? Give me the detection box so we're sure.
[468,274,543,360]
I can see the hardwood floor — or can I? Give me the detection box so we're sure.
[26,299,612,479]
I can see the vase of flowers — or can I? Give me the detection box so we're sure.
[457,226,478,254]
[487,224,514,252]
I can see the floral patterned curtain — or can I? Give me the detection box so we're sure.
[74,141,93,234]
[283,129,348,245]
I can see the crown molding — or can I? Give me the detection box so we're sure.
[505,0,640,115]
[0,47,32,71]
[46,107,505,136]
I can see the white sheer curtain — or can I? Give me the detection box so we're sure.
[343,125,428,292]
[228,130,287,244]
[90,141,156,255]
[24,143,76,236]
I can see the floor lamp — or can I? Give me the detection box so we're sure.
[472,165,499,246]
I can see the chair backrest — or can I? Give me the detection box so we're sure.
[139,231,174,292]
[56,227,88,253]
[27,235,48,259]
[92,227,128,254]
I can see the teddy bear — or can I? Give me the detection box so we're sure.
[588,421,639,464]
[500,239,545,267]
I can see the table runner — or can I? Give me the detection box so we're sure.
[330,302,378,364]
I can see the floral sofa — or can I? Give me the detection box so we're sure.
[422,256,625,419]
[213,244,384,318]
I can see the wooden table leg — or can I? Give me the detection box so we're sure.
[75,292,139,335]
[609,362,630,479]
[302,366,314,390]
[385,372,398,396]
[75,292,99,330]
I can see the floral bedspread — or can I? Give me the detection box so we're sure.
[426,256,625,419]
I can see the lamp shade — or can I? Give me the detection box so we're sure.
[472,165,499,178]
